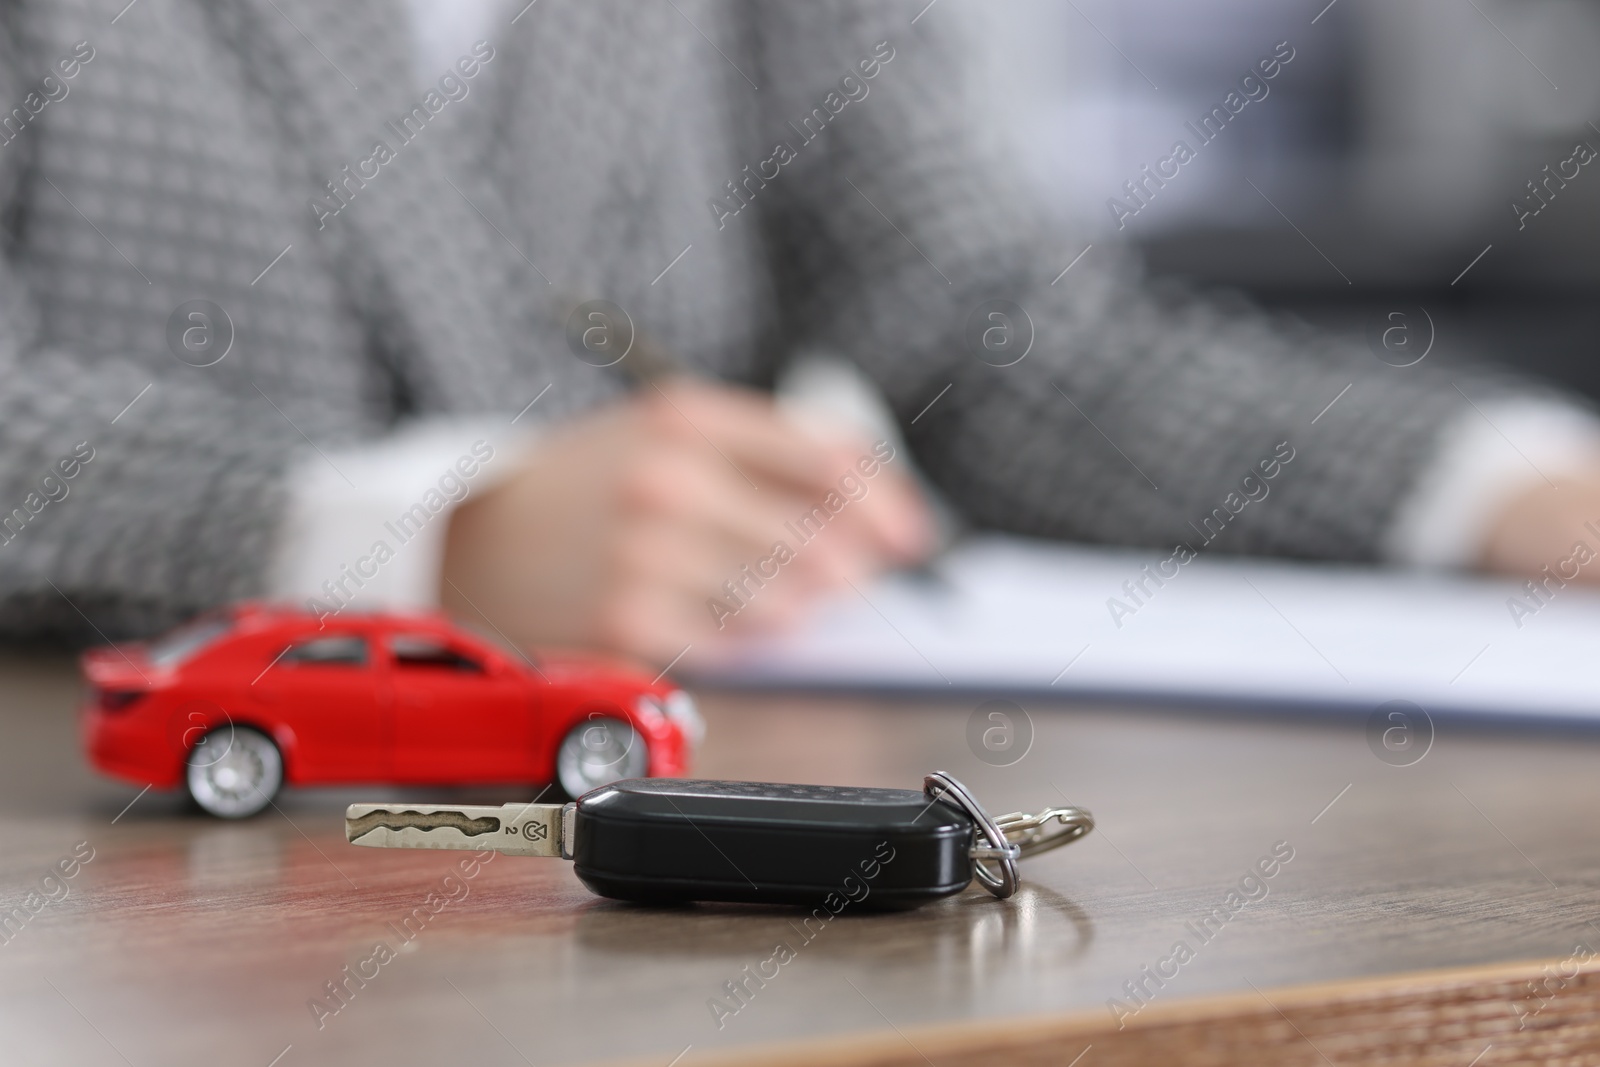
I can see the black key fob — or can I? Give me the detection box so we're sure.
[346,771,1093,909]
[572,778,971,909]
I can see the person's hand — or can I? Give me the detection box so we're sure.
[1479,473,1600,585]
[440,379,936,664]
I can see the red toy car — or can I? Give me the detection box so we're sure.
[81,603,703,818]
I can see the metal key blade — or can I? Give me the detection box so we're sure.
[345,802,570,858]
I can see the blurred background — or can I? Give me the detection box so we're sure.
[973,0,1600,399]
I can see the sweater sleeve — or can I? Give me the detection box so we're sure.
[0,7,427,644]
[0,35,325,640]
[0,338,325,641]
[746,1,1575,563]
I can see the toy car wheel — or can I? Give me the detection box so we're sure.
[185,725,283,818]
[555,718,648,798]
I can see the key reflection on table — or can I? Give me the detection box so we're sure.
[570,882,1094,984]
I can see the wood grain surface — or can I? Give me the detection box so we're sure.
[609,958,1600,1067]
[0,652,1596,1066]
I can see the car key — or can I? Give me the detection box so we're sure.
[345,771,1093,907]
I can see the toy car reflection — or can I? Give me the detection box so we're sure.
[81,603,703,818]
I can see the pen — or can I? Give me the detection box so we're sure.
[560,295,684,387]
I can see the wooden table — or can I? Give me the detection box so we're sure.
[2,652,1597,1066]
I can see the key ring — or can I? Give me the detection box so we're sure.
[924,772,1095,900]
[924,771,1023,898]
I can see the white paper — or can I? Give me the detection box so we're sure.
[686,536,1600,721]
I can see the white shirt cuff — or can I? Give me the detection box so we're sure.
[1383,399,1600,568]
[266,418,534,613]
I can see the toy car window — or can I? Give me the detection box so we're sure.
[148,614,233,666]
[390,636,484,674]
[452,617,541,669]
[283,636,367,666]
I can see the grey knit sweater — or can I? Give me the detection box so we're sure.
[0,0,1510,639]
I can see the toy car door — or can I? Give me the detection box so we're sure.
[385,632,534,783]
[249,633,386,781]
